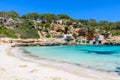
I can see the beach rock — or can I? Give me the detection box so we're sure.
[0,38,68,46]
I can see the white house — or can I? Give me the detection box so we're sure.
[63,34,73,38]
[56,20,63,24]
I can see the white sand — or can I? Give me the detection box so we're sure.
[0,43,120,80]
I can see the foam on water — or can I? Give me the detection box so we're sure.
[22,45,120,74]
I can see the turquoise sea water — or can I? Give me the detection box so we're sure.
[23,45,120,74]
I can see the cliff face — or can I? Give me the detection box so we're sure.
[0,17,76,39]
[0,38,67,46]
[1,16,120,45]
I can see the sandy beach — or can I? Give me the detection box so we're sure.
[0,43,120,80]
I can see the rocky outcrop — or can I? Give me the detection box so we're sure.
[41,38,67,46]
[0,38,67,46]
[103,36,120,45]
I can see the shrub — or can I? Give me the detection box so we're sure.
[0,27,17,38]
[46,34,51,38]
[112,30,120,36]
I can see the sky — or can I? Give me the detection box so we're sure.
[0,0,120,22]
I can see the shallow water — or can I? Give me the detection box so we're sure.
[22,45,120,74]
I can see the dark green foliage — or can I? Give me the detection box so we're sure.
[44,23,51,29]
[73,24,79,28]
[46,34,51,38]
[8,11,19,18]
[21,13,71,21]
[73,33,77,39]
[99,20,109,26]
[64,26,68,34]
[21,13,39,20]
[56,29,63,32]
[79,19,89,25]
[57,14,70,19]
[13,21,39,39]
[0,24,39,39]
[39,14,56,23]
[0,11,19,18]
[112,30,120,36]
[78,29,86,36]
[0,26,17,38]
[88,21,98,27]
[115,21,120,29]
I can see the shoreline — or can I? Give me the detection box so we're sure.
[11,44,120,80]
[0,43,120,80]
[1,38,120,47]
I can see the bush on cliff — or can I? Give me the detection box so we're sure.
[0,26,17,38]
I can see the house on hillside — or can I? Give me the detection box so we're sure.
[56,20,63,24]
[90,34,103,45]
[55,34,74,41]
[35,18,47,24]
[64,34,74,42]
[35,18,43,23]
[56,19,70,25]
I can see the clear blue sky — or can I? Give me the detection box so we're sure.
[0,0,120,22]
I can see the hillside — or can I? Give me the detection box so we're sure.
[0,11,120,41]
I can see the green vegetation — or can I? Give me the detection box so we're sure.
[57,14,70,19]
[14,25,39,39]
[0,11,19,18]
[112,30,120,36]
[46,34,51,38]
[13,20,39,39]
[0,26,17,38]
[0,11,120,39]
[0,19,39,38]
